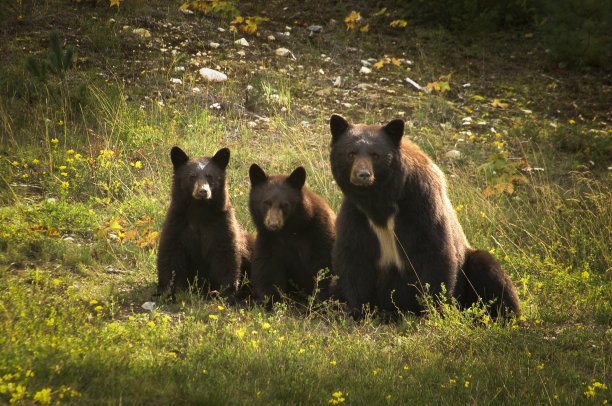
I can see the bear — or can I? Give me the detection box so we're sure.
[328,114,520,318]
[248,163,336,302]
[156,146,252,298]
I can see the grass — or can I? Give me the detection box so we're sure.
[1,0,611,404]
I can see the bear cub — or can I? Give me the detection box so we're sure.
[156,146,252,297]
[248,164,336,302]
[329,114,520,318]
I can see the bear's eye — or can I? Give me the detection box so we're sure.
[347,151,356,159]
[205,174,213,181]
[370,152,380,160]
[263,200,272,208]
[190,174,198,180]
[280,202,290,211]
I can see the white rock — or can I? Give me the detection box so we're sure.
[209,42,220,49]
[142,302,156,311]
[175,66,185,72]
[359,66,371,74]
[333,76,342,87]
[445,149,462,159]
[237,50,246,57]
[275,47,292,57]
[171,78,182,84]
[235,38,249,46]
[199,68,227,82]
[267,35,276,41]
[192,87,201,93]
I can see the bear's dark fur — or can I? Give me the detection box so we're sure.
[248,164,336,301]
[329,114,520,318]
[156,146,252,297]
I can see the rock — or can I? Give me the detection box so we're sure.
[132,28,151,38]
[267,35,276,41]
[308,25,323,33]
[333,76,342,87]
[359,66,371,74]
[199,68,227,82]
[209,42,220,49]
[315,88,331,96]
[235,38,249,46]
[445,149,462,159]
[142,302,156,311]
[171,78,182,84]
[275,47,292,57]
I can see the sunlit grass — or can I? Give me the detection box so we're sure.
[0,0,610,404]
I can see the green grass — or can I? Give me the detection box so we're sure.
[0,0,611,404]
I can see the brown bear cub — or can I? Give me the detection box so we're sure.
[329,114,520,318]
[156,146,252,297]
[248,164,336,302]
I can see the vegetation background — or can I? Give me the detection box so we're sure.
[0,0,610,404]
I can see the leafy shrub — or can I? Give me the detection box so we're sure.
[541,0,612,68]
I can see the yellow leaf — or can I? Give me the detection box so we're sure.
[439,72,453,81]
[373,60,385,69]
[390,20,407,28]
[372,7,387,17]
[360,23,369,32]
[109,0,122,7]
[491,99,509,109]
[391,57,401,66]
[229,25,238,33]
[179,3,190,11]
[231,16,244,24]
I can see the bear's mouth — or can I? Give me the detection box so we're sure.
[350,174,375,187]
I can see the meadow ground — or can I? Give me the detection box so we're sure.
[0,1,610,404]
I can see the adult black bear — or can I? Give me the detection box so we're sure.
[248,164,336,302]
[329,114,520,318]
[156,146,252,297]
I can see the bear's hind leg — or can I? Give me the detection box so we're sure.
[455,250,520,318]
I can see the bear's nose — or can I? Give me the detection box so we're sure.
[195,187,210,199]
[355,168,371,180]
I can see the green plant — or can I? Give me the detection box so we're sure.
[25,31,74,84]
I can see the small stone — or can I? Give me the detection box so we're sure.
[175,66,185,72]
[359,66,371,74]
[209,42,220,49]
[308,25,323,33]
[142,302,156,311]
[275,47,292,57]
[171,78,182,84]
[333,76,342,87]
[445,150,462,159]
[199,68,227,82]
[235,38,249,47]
[267,35,276,41]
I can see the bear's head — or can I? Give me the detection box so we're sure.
[248,164,306,232]
[170,146,230,202]
[329,114,404,191]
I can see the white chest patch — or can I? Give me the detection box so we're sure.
[368,216,404,271]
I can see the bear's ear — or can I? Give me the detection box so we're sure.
[249,164,268,186]
[170,146,189,169]
[330,114,350,145]
[383,119,404,147]
[287,166,306,190]
[212,147,230,169]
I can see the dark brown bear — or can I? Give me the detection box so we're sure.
[156,146,252,297]
[248,164,336,302]
[329,114,520,318]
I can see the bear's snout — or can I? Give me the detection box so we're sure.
[350,158,375,187]
[264,208,284,231]
[193,183,212,200]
